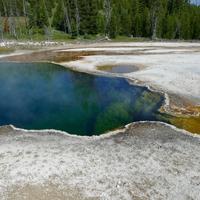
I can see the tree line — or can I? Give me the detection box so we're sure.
[0,0,200,40]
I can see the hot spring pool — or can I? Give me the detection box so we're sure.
[0,62,165,136]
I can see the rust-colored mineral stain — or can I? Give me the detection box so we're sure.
[166,94,200,117]
[169,105,200,116]
[159,104,200,134]
[166,105,200,134]
[0,50,97,63]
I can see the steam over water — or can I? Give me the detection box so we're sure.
[0,62,164,136]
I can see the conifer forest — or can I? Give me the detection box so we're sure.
[0,0,200,40]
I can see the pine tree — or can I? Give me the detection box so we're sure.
[0,0,199,40]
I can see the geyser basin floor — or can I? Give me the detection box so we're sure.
[0,62,165,136]
[1,123,200,200]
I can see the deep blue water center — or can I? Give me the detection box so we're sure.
[0,62,164,136]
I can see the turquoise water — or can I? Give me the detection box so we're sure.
[0,62,164,136]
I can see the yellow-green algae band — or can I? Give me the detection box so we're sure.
[170,116,200,134]
[158,113,200,135]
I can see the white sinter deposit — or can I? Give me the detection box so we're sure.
[59,42,200,103]
[0,123,200,200]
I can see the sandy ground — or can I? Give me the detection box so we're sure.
[0,123,200,200]
[0,41,200,199]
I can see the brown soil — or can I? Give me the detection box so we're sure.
[0,50,97,63]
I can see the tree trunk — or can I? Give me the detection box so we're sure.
[151,1,159,40]
[62,0,72,35]
[23,0,28,27]
[9,0,17,38]
[152,15,157,40]
[0,12,4,41]
[74,0,80,36]
[1,0,8,16]
[104,0,111,37]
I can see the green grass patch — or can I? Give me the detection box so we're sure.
[1,30,152,44]
[0,47,14,54]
